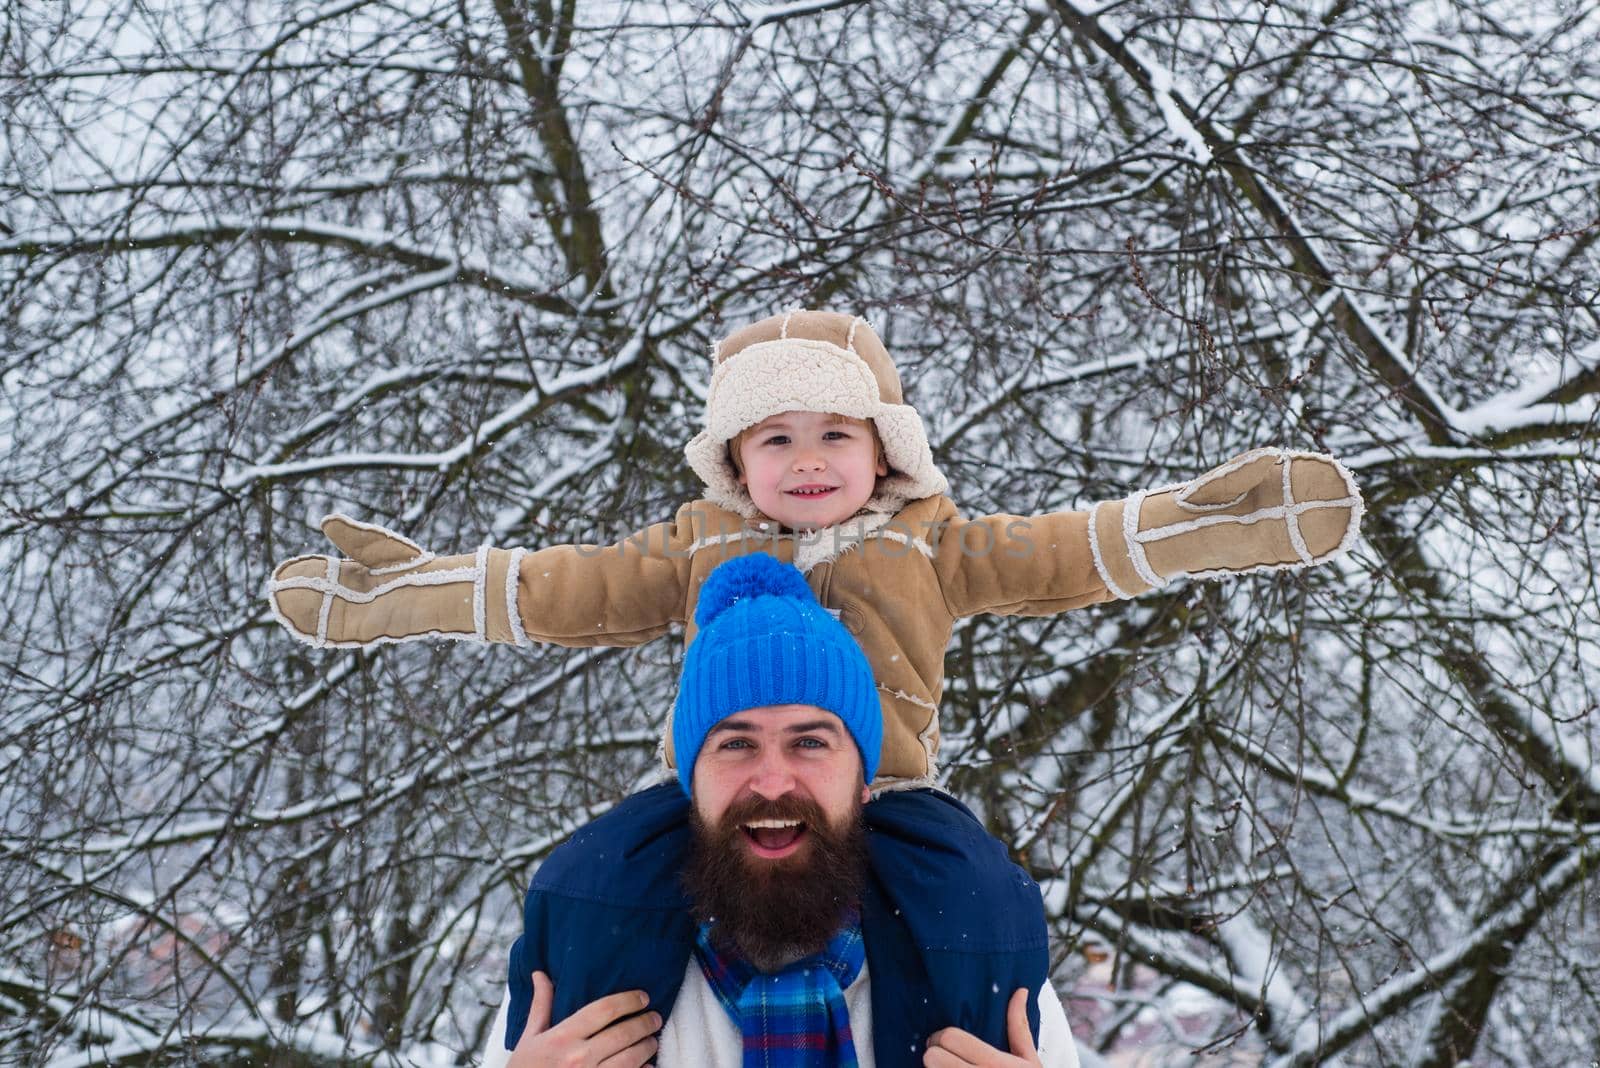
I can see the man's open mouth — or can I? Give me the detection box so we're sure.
[741,817,808,857]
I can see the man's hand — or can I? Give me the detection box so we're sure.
[507,971,660,1068]
[923,987,1043,1067]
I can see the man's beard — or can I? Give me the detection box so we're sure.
[683,792,868,974]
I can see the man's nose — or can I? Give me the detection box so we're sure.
[746,750,798,799]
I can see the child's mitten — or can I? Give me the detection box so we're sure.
[1088,449,1362,598]
[266,515,528,648]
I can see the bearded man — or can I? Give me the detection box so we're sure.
[483,554,1082,1067]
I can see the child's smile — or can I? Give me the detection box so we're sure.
[737,410,887,530]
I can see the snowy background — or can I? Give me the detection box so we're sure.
[2,0,1598,1064]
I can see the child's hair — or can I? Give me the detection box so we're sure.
[726,413,891,480]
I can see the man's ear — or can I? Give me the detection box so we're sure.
[860,784,871,805]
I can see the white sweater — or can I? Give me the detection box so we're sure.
[482,960,1081,1067]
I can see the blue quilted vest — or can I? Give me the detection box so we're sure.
[504,785,1047,1066]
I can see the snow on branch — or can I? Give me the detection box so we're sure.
[1262,847,1592,1068]
[1042,0,1472,445]
[1213,725,1600,842]
[732,0,873,28]
[224,331,645,493]
[3,216,576,315]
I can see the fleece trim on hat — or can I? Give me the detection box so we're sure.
[684,312,949,519]
[672,553,882,794]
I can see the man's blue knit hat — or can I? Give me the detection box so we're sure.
[674,553,881,794]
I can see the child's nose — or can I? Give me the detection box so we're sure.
[791,450,825,471]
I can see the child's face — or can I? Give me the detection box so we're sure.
[736,411,887,529]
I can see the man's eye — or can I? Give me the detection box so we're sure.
[721,738,753,750]
[794,737,826,749]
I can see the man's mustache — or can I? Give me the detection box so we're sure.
[716,794,828,831]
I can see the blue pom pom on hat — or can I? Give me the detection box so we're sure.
[674,552,882,794]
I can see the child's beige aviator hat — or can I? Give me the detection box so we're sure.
[684,309,950,517]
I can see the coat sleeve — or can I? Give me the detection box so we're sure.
[930,505,1119,620]
[510,500,700,647]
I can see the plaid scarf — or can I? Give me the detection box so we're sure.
[693,918,865,1068]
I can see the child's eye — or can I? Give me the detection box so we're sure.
[823,430,852,441]
[761,435,790,446]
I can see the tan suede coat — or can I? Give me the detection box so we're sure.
[487,494,1121,787]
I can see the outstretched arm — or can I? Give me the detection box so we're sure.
[267,503,706,649]
[936,449,1361,618]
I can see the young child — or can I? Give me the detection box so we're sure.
[268,309,1363,1047]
